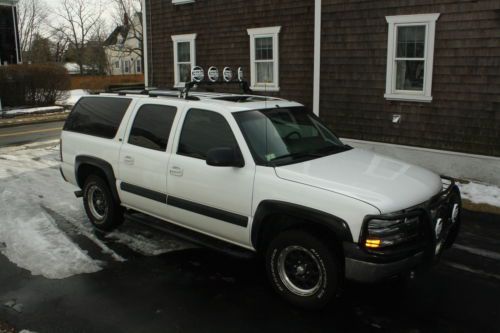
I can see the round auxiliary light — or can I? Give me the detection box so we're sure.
[191,66,204,83]
[207,66,219,82]
[237,67,244,82]
[223,67,233,82]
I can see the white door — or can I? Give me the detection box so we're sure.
[166,108,255,247]
[118,102,178,218]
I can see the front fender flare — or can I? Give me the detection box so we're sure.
[251,200,353,250]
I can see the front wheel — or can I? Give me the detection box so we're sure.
[83,175,123,231]
[266,229,341,309]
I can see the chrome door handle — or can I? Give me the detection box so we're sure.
[169,166,183,177]
[123,156,135,165]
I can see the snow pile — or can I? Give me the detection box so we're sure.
[57,89,89,106]
[0,144,102,279]
[458,181,500,208]
[0,142,193,279]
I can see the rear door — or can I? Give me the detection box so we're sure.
[166,108,256,247]
[117,101,179,218]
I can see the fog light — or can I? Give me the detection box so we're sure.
[365,238,381,248]
[435,218,443,239]
[451,204,460,223]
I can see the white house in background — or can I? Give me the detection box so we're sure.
[104,13,143,76]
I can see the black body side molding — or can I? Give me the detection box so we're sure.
[75,155,120,203]
[167,196,248,228]
[120,182,167,203]
[251,200,353,250]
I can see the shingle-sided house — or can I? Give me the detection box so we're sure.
[0,0,21,65]
[141,0,500,185]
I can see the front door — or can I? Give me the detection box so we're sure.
[166,108,255,247]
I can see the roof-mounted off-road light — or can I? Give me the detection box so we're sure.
[182,66,252,99]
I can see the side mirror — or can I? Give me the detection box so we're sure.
[206,147,244,168]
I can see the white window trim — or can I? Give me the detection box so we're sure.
[384,13,440,102]
[171,33,197,88]
[247,26,281,92]
[172,0,194,4]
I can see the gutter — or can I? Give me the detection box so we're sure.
[313,0,321,116]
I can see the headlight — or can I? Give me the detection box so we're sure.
[365,216,421,249]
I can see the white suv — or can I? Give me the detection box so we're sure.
[60,89,461,308]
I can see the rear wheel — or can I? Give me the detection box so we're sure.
[266,229,341,309]
[83,175,123,231]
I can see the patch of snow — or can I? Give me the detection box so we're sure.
[57,89,89,106]
[458,181,500,208]
[2,106,64,116]
[0,143,101,278]
[0,141,193,279]
[0,195,102,279]
[19,330,38,333]
[107,224,194,256]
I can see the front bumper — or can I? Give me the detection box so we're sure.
[344,176,462,283]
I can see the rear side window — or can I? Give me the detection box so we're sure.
[128,104,177,151]
[64,97,132,139]
[178,109,238,160]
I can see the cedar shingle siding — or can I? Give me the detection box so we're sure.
[146,0,500,157]
[320,0,500,156]
[146,0,314,107]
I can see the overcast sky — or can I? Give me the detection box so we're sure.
[43,0,116,32]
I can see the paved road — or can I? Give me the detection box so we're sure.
[0,209,499,333]
[0,121,64,147]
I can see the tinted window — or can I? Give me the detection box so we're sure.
[128,104,177,151]
[64,97,131,139]
[178,109,238,159]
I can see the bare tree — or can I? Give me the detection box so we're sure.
[49,29,69,63]
[110,0,143,60]
[52,0,104,75]
[17,0,48,61]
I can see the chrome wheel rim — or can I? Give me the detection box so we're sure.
[88,185,107,222]
[277,245,323,297]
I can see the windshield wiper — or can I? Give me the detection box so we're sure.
[270,145,351,163]
[270,151,325,162]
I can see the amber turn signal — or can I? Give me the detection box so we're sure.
[365,238,381,248]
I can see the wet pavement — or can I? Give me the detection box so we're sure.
[0,209,499,333]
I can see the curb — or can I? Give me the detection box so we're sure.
[0,113,69,128]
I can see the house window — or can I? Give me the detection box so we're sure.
[171,33,196,88]
[136,59,142,73]
[115,61,120,69]
[385,13,440,102]
[124,60,130,73]
[247,26,281,92]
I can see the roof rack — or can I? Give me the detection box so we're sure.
[100,67,255,101]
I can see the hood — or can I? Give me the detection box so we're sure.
[275,148,442,213]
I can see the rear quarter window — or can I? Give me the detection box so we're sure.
[64,97,132,139]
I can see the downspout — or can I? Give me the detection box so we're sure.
[12,4,20,64]
[141,0,149,87]
[313,0,321,116]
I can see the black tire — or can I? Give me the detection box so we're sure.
[83,175,123,231]
[265,229,341,309]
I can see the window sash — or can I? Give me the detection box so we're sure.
[384,14,439,102]
[172,34,197,87]
[248,27,280,91]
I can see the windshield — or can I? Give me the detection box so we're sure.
[234,107,350,165]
